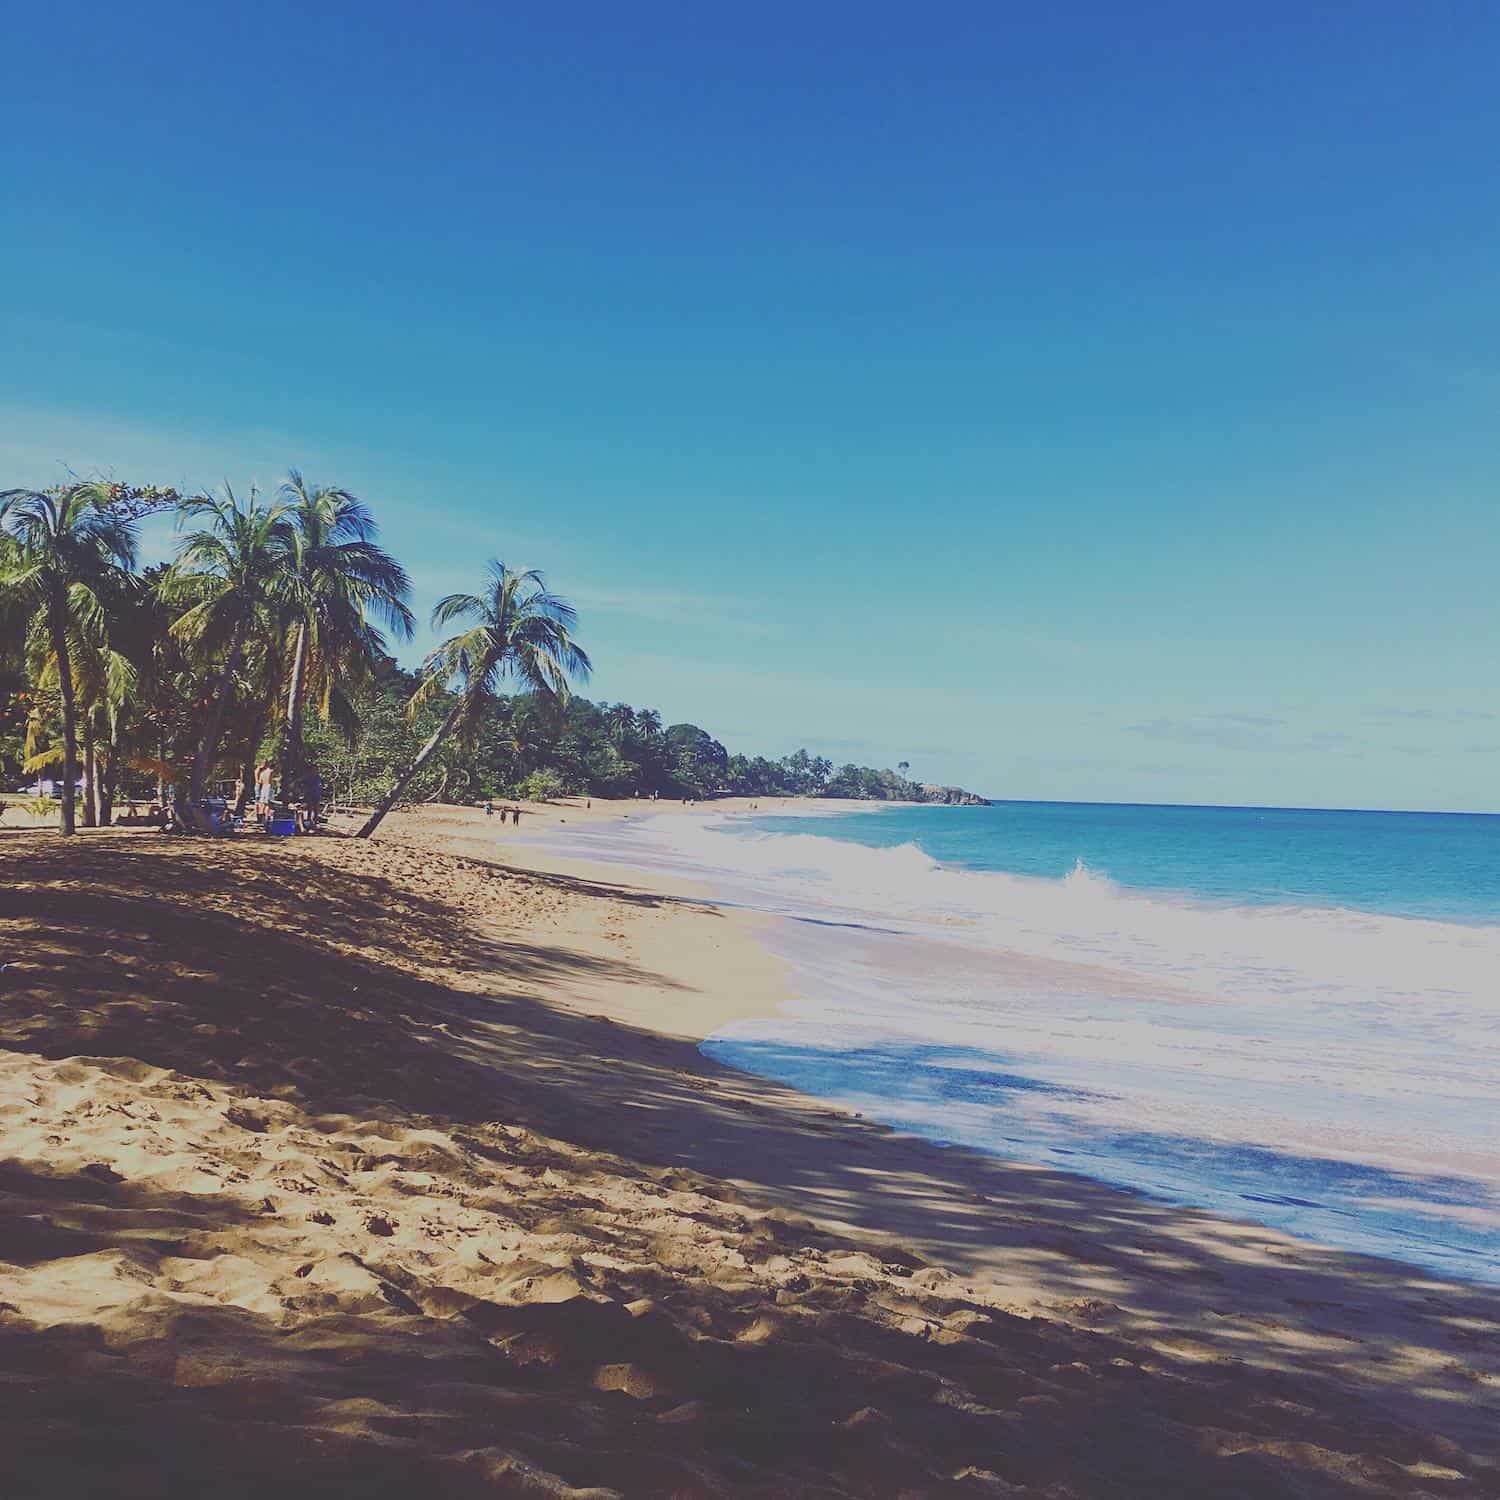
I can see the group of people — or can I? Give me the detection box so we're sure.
[246,763,324,831]
[484,801,523,825]
[175,763,325,835]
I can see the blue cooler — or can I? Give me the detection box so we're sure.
[268,815,298,836]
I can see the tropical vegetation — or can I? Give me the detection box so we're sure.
[1,473,980,831]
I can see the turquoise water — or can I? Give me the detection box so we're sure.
[708,803,1500,1280]
[742,801,1500,923]
[536,801,1500,1280]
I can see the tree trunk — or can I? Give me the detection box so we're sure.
[156,733,167,806]
[279,618,309,798]
[188,617,248,808]
[81,717,98,828]
[357,695,466,838]
[48,589,79,837]
[239,699,271,817]
[99,711,120,826]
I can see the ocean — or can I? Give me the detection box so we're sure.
[537,801,1500,1283]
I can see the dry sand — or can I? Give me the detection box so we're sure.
[1,806,1497,1497]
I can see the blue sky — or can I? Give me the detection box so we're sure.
[4,2,1498,810]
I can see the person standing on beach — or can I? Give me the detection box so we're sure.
[254,762,275,827]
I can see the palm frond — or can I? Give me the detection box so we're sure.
[430,592,485,629]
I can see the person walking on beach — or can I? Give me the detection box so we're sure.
[512,807,520,826]
[254,762,275,827]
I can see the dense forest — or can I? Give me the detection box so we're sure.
[298,667,981,807]
[1,477,984,833]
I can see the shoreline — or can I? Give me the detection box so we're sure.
[353,804,1500,1443]
[2,814,1497,1492]
[416,800,1500,1268]
[528,799,1500,1272]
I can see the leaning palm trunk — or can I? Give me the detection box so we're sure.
[356,694,467,839]
[358,563,587,838]
[188,619,248,807]
[279,618,309,795]
[47,590,80,837]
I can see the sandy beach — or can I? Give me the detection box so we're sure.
[2,805,1497,1497]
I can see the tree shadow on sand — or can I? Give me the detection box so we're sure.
[2,832,1498,1494]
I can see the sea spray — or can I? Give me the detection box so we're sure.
[532,801,1500,1280]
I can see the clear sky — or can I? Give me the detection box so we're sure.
[4,2,1498,811]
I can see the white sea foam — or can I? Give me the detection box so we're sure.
[617,815,1500,1015]
[533,810,1500,1277]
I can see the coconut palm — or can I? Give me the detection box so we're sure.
[0,482,138,834]
[357,562,589,838]
[636,707,662,739]
[64,581,137,827]
[164,487,296,808]
[276,472,414,794]
[606,702,636,747]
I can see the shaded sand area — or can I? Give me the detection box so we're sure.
[1,817,1497,1497]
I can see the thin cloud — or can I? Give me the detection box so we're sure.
[570,584,780,638]
[1127,717,1358,755]
[1366,706,1498,725]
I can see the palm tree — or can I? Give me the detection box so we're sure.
[69,609,136,827]
[276,472,414,795]
[120,564,197,811]
[164,487,296,808]
[606,701,636,747]
[0,482,137,835]
[636,707,662,739]
[357,562,590,838]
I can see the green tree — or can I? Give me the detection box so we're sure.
[275,472,415,795]
[68,572,137,826]
[104,565,190,811]
[357,562,590,837]
[605,701,636,748]
[517,767,568,801]
[0,482,138,834]
[665,722,729,795]
[164,487,296,808]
